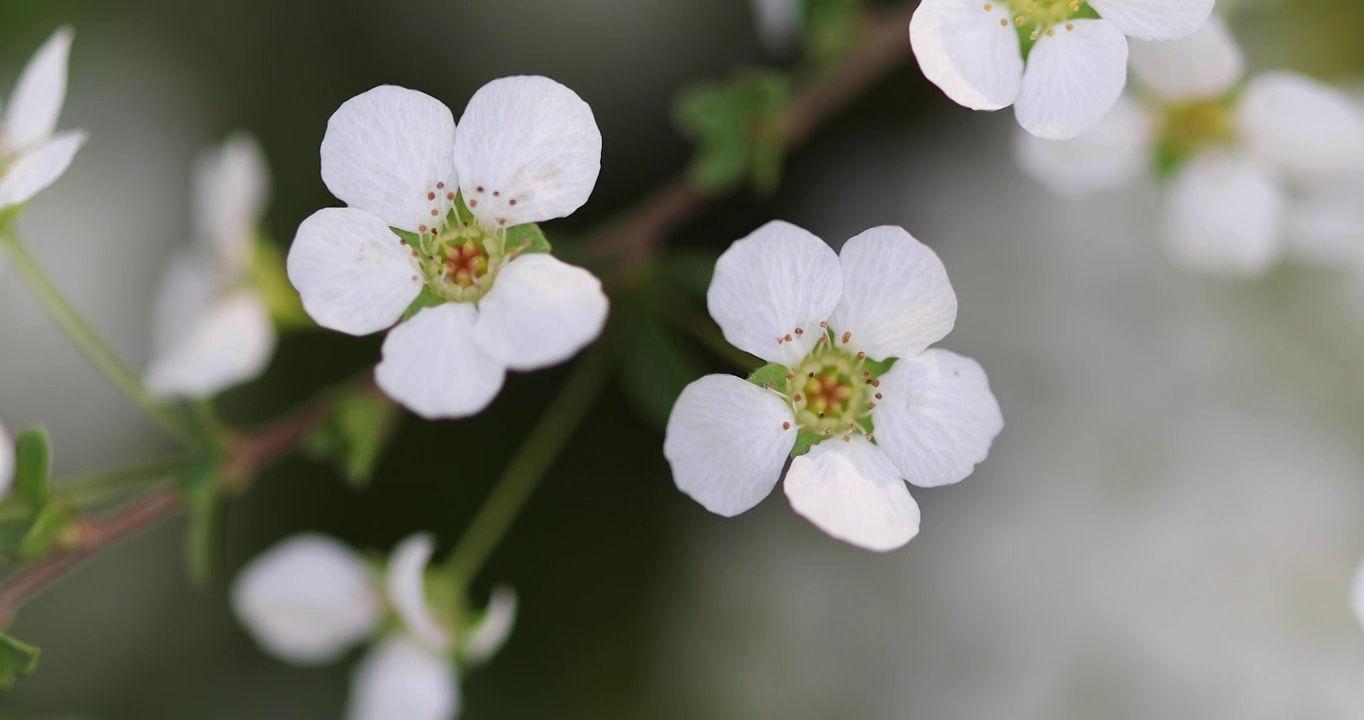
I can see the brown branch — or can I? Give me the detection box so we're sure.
[585,4,915,274]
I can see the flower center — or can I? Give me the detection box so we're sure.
[1155,99,1235,172]
[779,327,882,441]
[401,185,513,303]
[987,1,1089,43]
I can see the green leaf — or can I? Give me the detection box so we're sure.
[0,427,73,561]
[402,288,445,322]
[182,460,222,588]
[16,504,71,560]
[674,70,792,196]
[303,388,402,488]
[0,632,40,690]
[12,428,51,506]
[746,362,791,394]
[252,237,311,331]
[619,316,705,428]
[504,223,551,255]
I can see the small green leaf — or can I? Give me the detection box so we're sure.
[13,428,51,507]
[0,632,40,689]
[402,288,445,322]
[303,388,402,488]
[746,362,790,394]
[619,316,705,428]
[252,237,311,331]
[790,428,824,458]
[674,70,792,196]
[16,504,71,560]
[505,223,551,255]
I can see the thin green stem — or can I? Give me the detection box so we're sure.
[444,344,613,582]
[0,230,198,445]
[55,458,186,508]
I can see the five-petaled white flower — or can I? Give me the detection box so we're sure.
[663,221,1004,551]
[145,134,277,397]
[0,27,86,210]
[0,420,12,501]
[1015,17,1364,275]
[910,0,1215,139]
[232,533,517,720]
[287,77,610,420]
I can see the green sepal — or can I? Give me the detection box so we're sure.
[12,428,51,507]
[790,428,825,458]
[251,237,312,331]
[505,223,551,255]
[0,632,40,690]
[863,356,896,378]
[0,428,74,560]
[402,288,445,322]
[619,315,705,428]
[674,69,792,196]
[181,456,223,588]
[746,362,791,394]
[303,387,403,489]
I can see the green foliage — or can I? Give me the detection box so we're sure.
[252,237,312,331]
[619,316,705,428]
[800,0,865,66]
[0,632,40,690]
[0,428,75,560]
[674,70,792,196]
[747,362,791,394]
[505,222,552,255]
[181,456,222,588]
[304,388,403,488]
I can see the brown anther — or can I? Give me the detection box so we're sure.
[1065,22,1074,31]
[823,427,832,435]
[509,199,518,206]
[436,182,445,189]
[476,186,485,193]
[784,334,793,342]
[863,371,871,377]
[470,199,479,207]
[785,372,795,379]
[870,379,880,387]
[446,192,455,200]
[868,402,878,410]
[874,393,882,400]
[493,190,501,197]
[498,218,507,226]
[418,225,427,233]
[808,372,815,378]
[411,250,419,257]
[819,321,828,328]
[842,435,851,442]
[856,352,865,360]
[984,1,992,8]
[427,191,436,200]
[841,332,851,344]
[400,238,409,246]
[430,209,439,217]
[794,327,804,335]
[793,393,803,402]
[782,422,791,430]
[1000,18,1008,25]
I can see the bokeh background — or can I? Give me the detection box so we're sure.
[2,0,1364,717]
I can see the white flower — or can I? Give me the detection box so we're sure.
[750,0,802,56]
[287,77,610,420]
[663,221,1003,551]
[910,0,1214,139]
[1353,557,1364,636]
[231,532,518,720]
[0,420,12,501]
[145,134,276,397]
[1015,17,1364,276]
[0,27,86,210]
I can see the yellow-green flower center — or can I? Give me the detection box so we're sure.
[995,0,1088,40]
[1154,98,1237,176]
[783,331,879,440]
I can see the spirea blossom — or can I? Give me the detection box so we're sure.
[144,135,277,397]
[0,420,12,501]
[0,27,85,210]
[1015,17,1364,276]
[664,221,1003,551]
[910,0,1215,139]
[231,533,517,720]
[287,77,609,420]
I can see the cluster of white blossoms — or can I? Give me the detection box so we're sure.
[287,77,610,420]
[144,135,277,397]
[910,0,1215,139]
[664,222,1003,551]
[1015,17,1364,276]
[0,28,85,211]
[232,533,516,720]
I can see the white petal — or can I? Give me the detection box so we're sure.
[1013,94,1153,197]
[0,131,85,208]
[347,637,459,720]
[0,421,12,501]
[1162,152,1285,276]
[1128,15,1242,101]
[453,76,602,230]
[1015,19,1129,140]
[195,133,270,276]
[385,533,450,653]
[230,534,382,665]
[1287,175,1364,267]
[320,85,457,231]
[1235,72,1364,180]
[472,254,608,372]
[1088,0,1215,41]
[463,585,517,664]
[827,226,957,361]
[286,207,423,336]
[663,374,796,517]
[909,0,1022,111]
[750,0,802,55]
[872,349,1004,489]
[375,303,507,420]
[783,436,920,552]
[4,27,72,152]
[145,291,276,398]
[1352,557,1364,633]
[706,220,842,366]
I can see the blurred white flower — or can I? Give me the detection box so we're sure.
[0,27,86,210]
[0,420,12,500]
[1354,558,1364,635]
[910,0,1214,139]
[232,532,517,720]
[1016,17,1364,276]
[144,134,277,397]
[287,77,609,420]
[664,221,1003,552]
[750,0,801,56]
